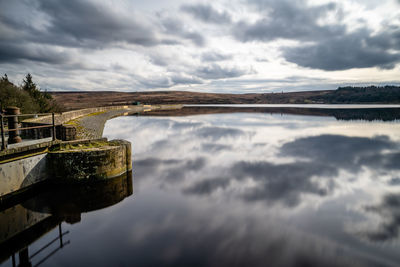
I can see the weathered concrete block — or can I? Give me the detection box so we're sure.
[57,125,77,141]
[0,139,132,202]
[47,140,131,181]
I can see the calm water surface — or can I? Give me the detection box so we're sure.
[2,109,400,266]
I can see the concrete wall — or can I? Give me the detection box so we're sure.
[0,139,132,201]
[24,105,131,125]
[20,123,77,141]
[21,105,132,142]
[47,140,131,181]
[0,153,48,197]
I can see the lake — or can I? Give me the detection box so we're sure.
[1,106,400,266]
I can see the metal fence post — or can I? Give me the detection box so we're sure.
[59,224,64,248]
[1,114,5,150]
[6,107,22,144]
[52,113,56,141]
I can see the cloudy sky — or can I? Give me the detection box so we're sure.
[0,0,400,93]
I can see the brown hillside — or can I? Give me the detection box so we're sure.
[51,90,331,110]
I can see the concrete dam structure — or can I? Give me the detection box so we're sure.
[0,104,181,203]
[0,138,132,203]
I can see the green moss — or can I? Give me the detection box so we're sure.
[0,149,48,164]
[86,111,106,117]
[49,141,118,152]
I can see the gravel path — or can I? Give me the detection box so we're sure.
[61,104,182,140]
[71,108,140,139]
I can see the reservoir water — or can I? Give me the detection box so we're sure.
[1,106,400,266]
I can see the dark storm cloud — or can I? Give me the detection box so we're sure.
[366,24,400,51]
[0,42,70,64]
[201,51,233,62]
[195,64,248,79]
[181,4,232,24]
[36,0,160,47]
[282,30,400,71]
[0,0,163,65]
[0,0,208,66]
[233,0,400,70]
[233,0,344,42]
[362,194,400,242]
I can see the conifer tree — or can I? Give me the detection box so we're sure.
[22,73,54,112]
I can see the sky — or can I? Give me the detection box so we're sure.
[0,0,399,93]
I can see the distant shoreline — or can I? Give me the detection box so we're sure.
[50,86,400,111]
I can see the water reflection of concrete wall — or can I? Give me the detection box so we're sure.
[0,205,51,244]
[0,171,133,265]
[24,170,133,223]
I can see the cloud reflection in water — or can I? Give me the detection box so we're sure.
[100,112,400,266]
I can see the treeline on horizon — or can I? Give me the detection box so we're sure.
[310,85,400,104]
[0,74,61,114]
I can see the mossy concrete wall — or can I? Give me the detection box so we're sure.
[0,139,132,202]
[47,140,131,181]
[24,105,132,125]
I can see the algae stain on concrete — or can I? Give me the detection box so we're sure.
[48,140,131,181]
[64,119,84,139]
[1,138,132,200]
[50,140,116,152]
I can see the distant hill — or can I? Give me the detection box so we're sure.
[309,86,400,104]
[50,86,400,111]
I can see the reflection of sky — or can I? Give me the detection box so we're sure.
[19,113,400,267]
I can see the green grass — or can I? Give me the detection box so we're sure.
[85,111,107,117]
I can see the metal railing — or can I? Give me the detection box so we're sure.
[0,112,57,150]
[10,224,70,267]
